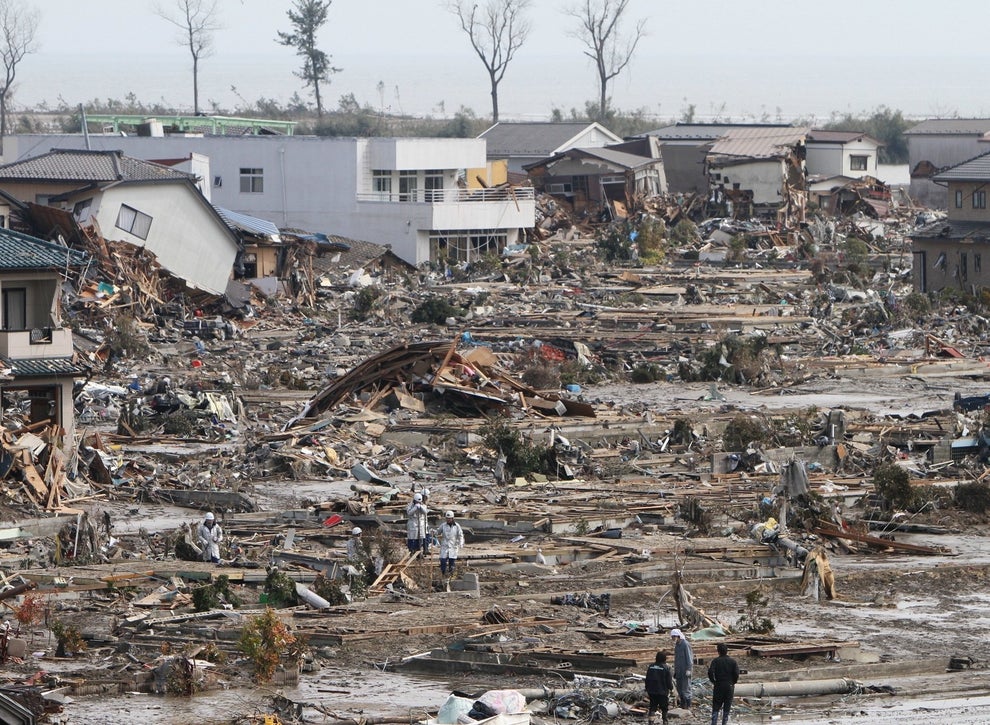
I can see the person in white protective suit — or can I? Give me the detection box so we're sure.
[346,527,363,561]
[406,493,430,555]
[197,512,222,564]
[438,510,464,577]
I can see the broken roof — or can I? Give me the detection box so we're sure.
[524,146,657,172]
[905,119,990,135]
[807,130,883,146]
[0,148,196,184]
[932,150,990,182]
[708,126,810,160]
[0,226,88,270]
[479,121,622,157]
[913,219,990,241]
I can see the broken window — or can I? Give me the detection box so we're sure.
[2,287,26,330]
[115,204,152,240]
[961,252,968,281]
[572,176,589,197]
[399,171,418,202]
[239,167,264,193]
[373,170,392,199]
[934,252,947,271]
[955,190,964,209]
[429,230,507,263]
[850,155,869,171]
[976,254,982,273]
[73,198,93,223]
[424,170,444,201]
[973,190,987,209]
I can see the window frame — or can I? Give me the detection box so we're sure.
[372,169,392,199]
[115,204,153,240]
[398,170,418,202]
[2,287,26,331]
[239,167,264,193]
[849,155,869,171]
[424,169,444,201]
[956,190,964,209]
[974,190,987,210]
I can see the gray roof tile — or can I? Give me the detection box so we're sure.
[933,151,990,182]
[0,227,88,269]
[479,122,619,157]
[906,119,990,135]
[0,149,195,183]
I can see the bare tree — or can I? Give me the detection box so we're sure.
[277,0,340,118]
[0,0,39,152]
[565,0,646,122]
[447,0,531,123]
[157,0,221,115]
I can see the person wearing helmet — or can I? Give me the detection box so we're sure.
[438,510,464,577]
[346,527,363,561]
[406,493,430,555]
[197,512,223,564]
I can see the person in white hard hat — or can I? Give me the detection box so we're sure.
[197,512,222,564]
[346,527,363,561]
[406,493,430,555]
[438,510,464,577]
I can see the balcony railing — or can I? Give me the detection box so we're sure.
[356,186,535,204]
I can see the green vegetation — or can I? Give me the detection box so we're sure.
[238,608,301,683]
[872,462,914,510]
[722,414,768,452]
[410,295,466,325]
[954,480,990,514]
[263,568,299,607]
[737,588,775,634]
[482,419,552,480]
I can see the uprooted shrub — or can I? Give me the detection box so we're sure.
[238,608,301,683]
[737,588,775,634]
[410,295,466,325]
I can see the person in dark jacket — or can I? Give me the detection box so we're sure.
[707,642,740,725]
[644,651,674,725]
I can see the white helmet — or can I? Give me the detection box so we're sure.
[445,510,455,519]
[413,493,423,502]
[351,527,362,536]
[422,488,430,497]
[204,512,215,521]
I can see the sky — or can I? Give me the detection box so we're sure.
[12,0,990,122]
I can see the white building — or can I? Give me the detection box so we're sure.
[3,134,535,266]
[805,130,882,179]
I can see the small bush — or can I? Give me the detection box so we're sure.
[737,588,775,634]
[238,608,299,683]
[105,314,153,359]
[263,569,298,607]
[482,419,552,480]
[630,362,664,383]
[723,415,767,451]
[873,463,914,510]
[411,295,464,325]
[521,362,560,389]
[955,480,990,514]
[350,286,381,321]
[668,219,700,246]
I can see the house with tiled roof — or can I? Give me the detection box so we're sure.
[0,149,238,295]
[805,130,883,179]
[906,119,990,208]
[0,227,89,447]
[912,151,990,293]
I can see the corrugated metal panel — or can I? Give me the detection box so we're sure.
[708,127,810,160]
[213,205,280,241]
[906,119,990,135]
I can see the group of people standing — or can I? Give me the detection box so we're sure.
[405,489,464,577]
[645,629,739,725]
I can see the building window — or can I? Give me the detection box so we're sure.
[399,170,418,202]
[572,176,589,196]
[974,190,987,209]
[961,252,968,281]
[115,204,153,240]
[956,190,964,209]
[429,230,507,263]
[850,155,869,171]
[239,167,264,193]
[424,170,444,201]
[372,169,392,198]
[2,288,26,330]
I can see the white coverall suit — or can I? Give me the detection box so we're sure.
[438,520,464,576]
[197,520,223,563]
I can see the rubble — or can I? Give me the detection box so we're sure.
[0,188,987,725]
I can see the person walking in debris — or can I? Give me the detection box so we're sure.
[406,493,430,555]
[197,512,222,564]
[707,642,740,725]
[645,651,674,725]
[346,527,364,561]
[438,510,464,578]
[670,628,694,710]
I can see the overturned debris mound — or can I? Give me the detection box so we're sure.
[288,339,595,428]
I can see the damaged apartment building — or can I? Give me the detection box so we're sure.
[2,127,536,267]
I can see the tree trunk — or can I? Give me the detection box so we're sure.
[193,56,199,115]
[490,73,499,123]
[314,80,323,118]
[0,94,7,156]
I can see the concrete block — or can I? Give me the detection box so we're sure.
[6,638,26,658]
[449,572,480,596]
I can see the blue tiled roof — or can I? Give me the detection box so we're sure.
[0,357,86,377]
[0,227,88,269]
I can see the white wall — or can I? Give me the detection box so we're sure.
[714,160,786,205]
[806,145,844,177]
[95,184,238,294]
